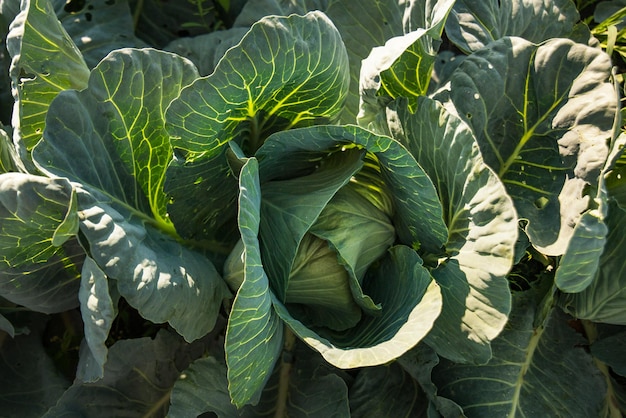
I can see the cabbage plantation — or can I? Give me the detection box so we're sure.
[0,0,625,416]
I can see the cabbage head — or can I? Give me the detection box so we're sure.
[223,98,518,407]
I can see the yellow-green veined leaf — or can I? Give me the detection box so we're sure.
[6,0,90,152]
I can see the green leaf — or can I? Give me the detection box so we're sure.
[56,0,148,68]
[169,356,242,418]
[258,147,365,303]
[0,313,70,417]
[555,129,626,293]
[437,37,616,255]
[77,256,119,382]
[446,0,581,53]
[591,330,626,377]
[0,129,21,174]
[0,173,82,313]
[559,202,626,325]
[274,246,442,369]
[358,0,455,127]
[256,124,448,256]
[398,344,466,417]
[42,329,203,417]
[387,97,517,363]
[163,11,349,246]
[349,362,427,418]
[6,0,90,152]
[234,0,437,122]
[432,289,606,417]
[165,11,349,160]
[225,157,284,407]
[76,192,230,342]
[36,48,199,228]
[33,49,230,341]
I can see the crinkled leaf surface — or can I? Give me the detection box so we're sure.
[274,245,442,369]
[445,0,581,53]
[555,131,626,293]
[432,289,606,417]
[6,0,90,152]
[437,36,615,255]
[0,313,70,417]
[225,157,284,407]
[33,48,230,341]
[0,173,82,313]
[164,11,348,246]
[77,256,119,382]
[358,0,455,127]
[386,97,517,363]
[559,201,626,325]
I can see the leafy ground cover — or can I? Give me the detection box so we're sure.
[0,0,625,416]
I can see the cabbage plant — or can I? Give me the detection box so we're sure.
[0,0,625,417]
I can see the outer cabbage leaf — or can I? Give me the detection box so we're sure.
[386,97,517,363]
[436,36,616,255]
[0,173,82,313]
[554,128,626,293]
[77,256,119,382]
[224,156,284,407]
[234,0,444,122]
[432,288,606,417]
[445,0,581,53]
[358,0,455,128]
[6,0,89,152]
[164,11,349,246]
[33,48,230,341]
[559,201,626,325]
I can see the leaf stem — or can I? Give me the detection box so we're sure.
[274,326,296,418]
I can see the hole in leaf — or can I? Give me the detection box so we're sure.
[85,12,92,21]
[466,113,472,119]
[534,196,549,209]
[64,0,86,13]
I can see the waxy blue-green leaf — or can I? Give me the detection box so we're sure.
[77,256,119,382]
[35,48,199,228]
[559,201,626,325]
[75,192,230,342]
[386,97,517,363]
[6,0,90,152]
[437,36,616,255]
[163,11,349,246]
[256,124,448,256]
[432,288,606,417]
[446,0,581,53]
[0,173,82,313]
[33,48,230,341]
[225,156,284,407]
[234,0,442,122]
[358,0,455,128]
[273,245,442,369]
[555,128,626,293]
[166,11,349,160]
